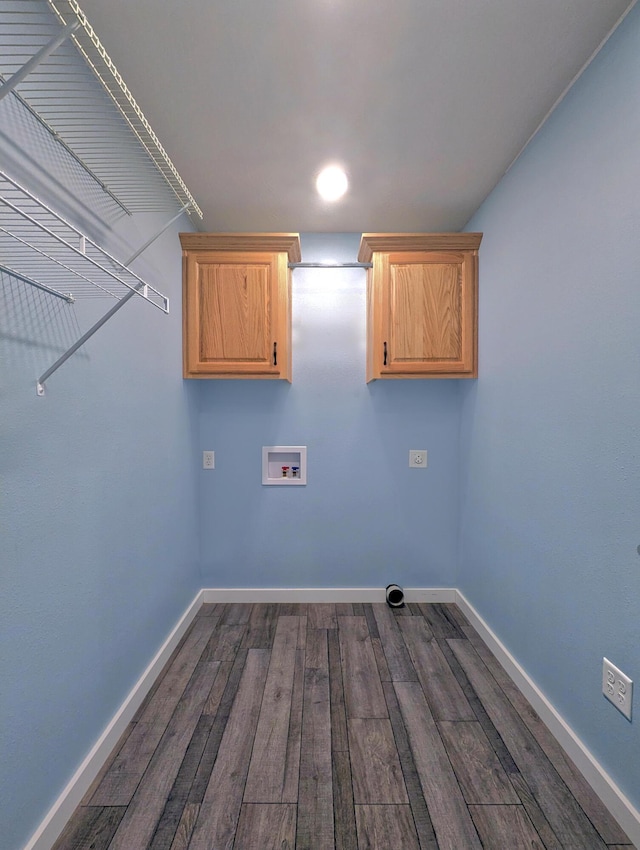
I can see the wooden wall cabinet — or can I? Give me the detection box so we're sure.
[358,233,482,381]
[180,233,301,380]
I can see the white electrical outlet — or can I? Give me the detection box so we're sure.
[602,657,633,721]
[202,450,215,469]
[409,450,427,468]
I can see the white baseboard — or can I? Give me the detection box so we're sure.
[201,586,457,603]
[23,590,204,850]
[455,591,640,848]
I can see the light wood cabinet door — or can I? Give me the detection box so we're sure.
[180,234,300,380]
[359,233,481,381]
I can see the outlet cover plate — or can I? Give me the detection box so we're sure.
[409,450,428,468]
[203,450,215,469]
[602,657,633,721]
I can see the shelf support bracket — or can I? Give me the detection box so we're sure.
[0,21,80,103]
[36,283,141,396]
[125,203,190,265]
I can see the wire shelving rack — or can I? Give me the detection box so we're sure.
[0,0,202,393]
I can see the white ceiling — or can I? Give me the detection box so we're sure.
[79,0,634,233]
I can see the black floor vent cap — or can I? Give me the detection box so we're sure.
[386,584,405,608]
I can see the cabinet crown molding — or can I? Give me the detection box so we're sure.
[358,232,483,263]
[179,232,301,263]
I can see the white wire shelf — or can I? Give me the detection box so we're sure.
[0,0,202,220]
[0,168,170,396]
[0,169,169,311]
[0,1,191,394]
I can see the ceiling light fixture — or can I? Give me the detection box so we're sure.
[316,165,348,202]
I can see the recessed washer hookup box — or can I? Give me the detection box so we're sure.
[262,446,307,485]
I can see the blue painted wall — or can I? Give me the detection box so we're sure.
[459,4,640,811]
[0,101,201,850]
[198,233,461,589]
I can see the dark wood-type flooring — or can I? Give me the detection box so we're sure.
[54,602,635,850]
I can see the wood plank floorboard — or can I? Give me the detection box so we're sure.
[149,665,227,849]
[355,804,420,850]
[437,636,519,775]
[382,681,439,850]
[52,603,635,850]
[363,603,393,683]
[201,623,244,661]
[332,749,358,850]
[166,803,199,850]
[307,602,337,630]
[52,806,126,850]
[220,602,252,625]
[399,617,475,721]
[348,718,408,804]
[188,649,270,850]
[201,659,232,716]
[297,627,334,850]
[437,720,520,804]
[418,601,465,639]
[469,803,546,849]
[362,603,380,639]
[108,661,219,850]
[372,603,418,681]
[187,649,247,804]
[509,769,564,850]
[277,602,308,617]
[148,732,207,850]
[281,649,305,804]
[243,617,299,802]
[394,679,483,850]
[328,627,349,754]
[234,803,297,849]
[240,602,279,649]
[339,615,387,719]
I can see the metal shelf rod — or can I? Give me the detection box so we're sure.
[288,262,372,269]
[125,202,190,265]
[0,264,74,302]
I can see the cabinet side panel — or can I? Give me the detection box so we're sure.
[366,255,386,381]
[461,252,478,377]
[199,264,270,363]
[182,251,190,377]
[390,262,461,363]
[274,252,292,382]
[184,252,204,376]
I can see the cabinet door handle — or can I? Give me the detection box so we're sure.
[383,341,387,366]
[273,341,277,366]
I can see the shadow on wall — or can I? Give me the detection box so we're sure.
[0,93,125,237]
[0,271,88,389]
